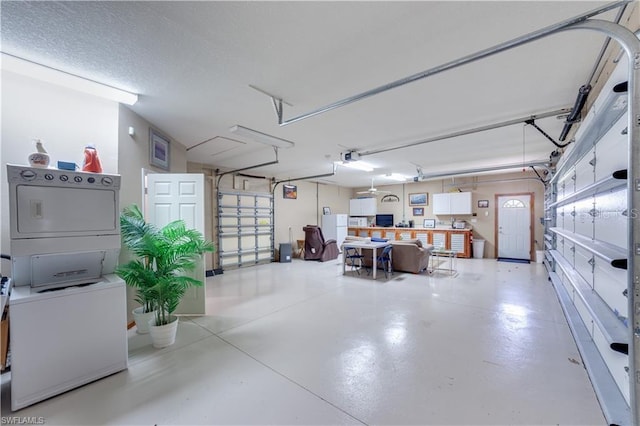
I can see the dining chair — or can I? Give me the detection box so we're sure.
[373,245,393,279]
[345,247,366,275]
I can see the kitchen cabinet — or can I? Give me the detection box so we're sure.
[432,192,472,215]
[432,194,449,215]
[432,231,447,249]
[349,198,377,216]
[449,232,467,254]
[348,227,472,258]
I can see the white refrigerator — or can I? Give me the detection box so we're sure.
[321,214,348,251]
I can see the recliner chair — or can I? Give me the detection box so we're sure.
[302,225,339,262]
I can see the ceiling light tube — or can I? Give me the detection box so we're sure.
[229,125,295,149]
[383,173,408,182]
[1,53,138,105]
[334,160,374,172]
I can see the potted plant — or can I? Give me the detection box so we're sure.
[115,205,214,347]
[116,205,158,333]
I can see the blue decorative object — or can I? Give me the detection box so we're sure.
[57,161,77,171]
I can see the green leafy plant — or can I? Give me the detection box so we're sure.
[116,204,214,326]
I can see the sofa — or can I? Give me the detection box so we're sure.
[388,239,434,274]
[343,236,433,274]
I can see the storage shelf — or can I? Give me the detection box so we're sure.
[549,228,627,269]
[548,171,626,209]
[548,270,630,425]
[549,250,628,348]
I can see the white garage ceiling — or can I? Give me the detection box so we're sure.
[1,1,631,188]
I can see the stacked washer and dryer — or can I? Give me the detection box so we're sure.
[6,164,128,411]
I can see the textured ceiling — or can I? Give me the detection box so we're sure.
[1,1,626,188]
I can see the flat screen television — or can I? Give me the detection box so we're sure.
[375,214,394,227]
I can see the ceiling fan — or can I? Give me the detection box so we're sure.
[357,178,391,196]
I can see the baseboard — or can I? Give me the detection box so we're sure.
[497,257,530,264]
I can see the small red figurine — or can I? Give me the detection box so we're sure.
[82,145,103,173]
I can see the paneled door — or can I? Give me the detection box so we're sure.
[497,194,532,261]
[146,173,206,315]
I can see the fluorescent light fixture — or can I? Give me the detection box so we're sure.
[1,53,138,105]
[229,125,295,149]
[383,173,408,182]
[334,160,374,172]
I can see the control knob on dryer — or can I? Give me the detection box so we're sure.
[20,170,36,181]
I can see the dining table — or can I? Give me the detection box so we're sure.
[341,240,391,280]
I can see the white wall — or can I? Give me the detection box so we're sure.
[1,70,119,276]
[117,105,187,321]
[273,180,351,247]
[117,105,187,213]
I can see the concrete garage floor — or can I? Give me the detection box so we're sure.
[1,258,606,425]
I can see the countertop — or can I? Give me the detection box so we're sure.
[348,225,473,231]
[432,226,473,231]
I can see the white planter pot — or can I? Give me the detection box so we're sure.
[132,307,156,334]
[148,316,178,348]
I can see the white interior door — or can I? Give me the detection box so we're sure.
[146,173,206,315]
[497,194,531,260]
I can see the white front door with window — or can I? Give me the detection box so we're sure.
[497,194,531,260]
[146,173,206,315]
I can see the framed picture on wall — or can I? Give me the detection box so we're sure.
[478,200,489,208]
[412,207,424,216]
[322,207,331,215]
[149,128,170,171]
[409,193,428,206]
[283,184,297,199]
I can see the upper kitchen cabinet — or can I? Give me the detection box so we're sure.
[349,197,377,216]
[432,192,472,215]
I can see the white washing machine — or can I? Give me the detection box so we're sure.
[10,275,128,411]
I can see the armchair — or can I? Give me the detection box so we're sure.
[302,225,339,262]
